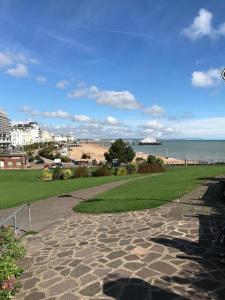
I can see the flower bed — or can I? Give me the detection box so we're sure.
[0,226,26,299]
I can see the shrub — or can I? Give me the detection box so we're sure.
[73,167,89,178]
[40,170,53,181]
[116,167,127,176]
[60,156,70,162]
[0,227,26,299]
[52,168,64,180]
[138,162,166,174]
[126,163,138,174]
[62,169,73,180]
[147,155,164,166]
[135,157,146,165]
[93,167,113,177]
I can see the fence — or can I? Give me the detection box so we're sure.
[0,203,31,233]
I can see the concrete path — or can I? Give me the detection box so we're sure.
[0,175,152,231]
[15,176,225,299]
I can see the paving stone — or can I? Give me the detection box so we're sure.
[49,279,77,296]
[124,262,145,271]
[59,293,79,300]
[80,282,101,297]
[24,278,40,289]
[149,261,177,275]
[107,250,126,260]
[39,277,62,288]
[71,264,91,277]
[107,259,123,268]
[135,268,160,278]
[24,292,46,300]
[57,250,73,258]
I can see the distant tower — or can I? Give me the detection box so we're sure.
[0,111,12,152]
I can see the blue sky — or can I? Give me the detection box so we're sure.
[0,0,225,139]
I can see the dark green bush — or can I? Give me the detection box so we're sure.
[138,163,166,174]
[73,167,89,178]
[92,167,113,177]
[52,168,64,180]
[147,155,164,166]
[126,163,138,174]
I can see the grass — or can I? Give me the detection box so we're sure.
[0,170,142,209]
[74,166,225,214]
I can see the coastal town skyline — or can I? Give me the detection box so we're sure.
[0,0,225,139]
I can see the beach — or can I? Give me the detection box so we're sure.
[69,142,194,165]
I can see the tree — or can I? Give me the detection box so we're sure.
[104,139,136,164]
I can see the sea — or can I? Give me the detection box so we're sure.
[132,140,225,162]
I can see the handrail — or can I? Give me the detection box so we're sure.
[0,203,31,233]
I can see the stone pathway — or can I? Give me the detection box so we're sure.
[15,177,225,300]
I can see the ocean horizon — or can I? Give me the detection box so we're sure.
[132,140,225,161]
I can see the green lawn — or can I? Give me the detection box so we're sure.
[74,166,225,213]
[0,170,141,209]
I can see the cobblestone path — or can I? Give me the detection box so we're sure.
[16,177,225,300]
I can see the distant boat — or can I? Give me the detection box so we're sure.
[139,137,161,145]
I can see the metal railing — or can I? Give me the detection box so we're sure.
[0,203,31,233]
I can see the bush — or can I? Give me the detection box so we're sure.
[147,155,164,166]
[52,168,64,180]
[138,163,166,174]
[0,227,26,299]
[135,157,146,164]
[60,156,70,162]
[62,169,73,180]
[116,167,127,176]
[93,167,113,177]
[40,170,53,181]
[73,167,89,178]
[126,163,138,174]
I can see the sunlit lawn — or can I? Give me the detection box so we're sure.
[0,170,141,209]
[74,166,225,213]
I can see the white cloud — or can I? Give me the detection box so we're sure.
[106,116,119,125]
[173,117,225,139]
[0,52,13,66]
[56,80,70,89]
[68,84,141,110]
[36,76,46,84]
[21,107,91,123]
[192,68,221,87]
[6,63,29,78]
[182,8,225,40]
[141,120,176,137]
[144,105,165,116]
[72,115,90,122]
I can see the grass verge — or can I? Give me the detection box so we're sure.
[0,170,141,209]
[74,166,225,213]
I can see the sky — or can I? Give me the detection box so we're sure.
[0,0,225,139]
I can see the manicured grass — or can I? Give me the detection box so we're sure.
[0,170,142,209]
[74,166,225,213]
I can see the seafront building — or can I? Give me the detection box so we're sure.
[11,122,41,147]
[0,111,12,152]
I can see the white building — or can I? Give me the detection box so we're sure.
[11,122,40,146]
[40,130,53,143]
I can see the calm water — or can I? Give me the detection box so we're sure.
[133,140,225,161]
